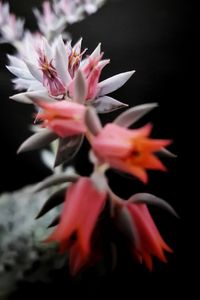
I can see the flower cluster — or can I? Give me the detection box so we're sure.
[34,0,105,40]
[0,1,24,44]
[0,0,105,46]
[1,0,176,275]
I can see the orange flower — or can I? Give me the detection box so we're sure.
[92,123,171,183]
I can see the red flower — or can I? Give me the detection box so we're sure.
[127,203,172,270]
[46,177,106,274]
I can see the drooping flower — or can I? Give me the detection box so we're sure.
[36,100,87,138]
[46,176,107,274]
[126,202,172,270]
[92,123,171,183]
[41,169,174,274]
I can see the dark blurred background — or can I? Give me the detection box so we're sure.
[0,0,184,298]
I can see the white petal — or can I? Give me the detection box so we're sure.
[10,92,32,104]
[55,36,71,85]
[12,78,33,91]
[10,90,56,104]
[73,37,83,54]
[80,43,101,69]
[28,80,44,91]
[25,61,43,82]
[97,70,135,97]
[7,55,26,68]
[90,43,101,59]
[6,65,32,79]
[43,37,53,60]
[91,96,128,114]
[26,90,57,103]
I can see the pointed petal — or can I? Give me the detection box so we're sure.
[97,71,135,97]
[25,90,56,104]
[7,54,26,68]
[17,129,58,154]
[73,179,106,255]
[47,215,60,228]
[47,177,106,256]
[25,60,43,82]
[73,37,83,54]
[157,147,177,158]
[115,103,158,128]
[139,139,171,152]
[128,166,148,184]
[43,37,53,60]
[86,59,110,99]
[73,70,87,103]
[69,241,87,275]
[128,193,178,217]
[36,186,67,219]
[55,36,71,85]
[128,204,167,262]
[10,92,33,104]
[138,154,167,171]
[114,206,140,248]
[91,96,128,113]
[142,252,153,271]
[54,135,84,167]
[85,107,102,136]
[6,65,31,79]
[33,173,79,192]
[90,43,101,59]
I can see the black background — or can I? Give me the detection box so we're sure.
[0,0,184,298]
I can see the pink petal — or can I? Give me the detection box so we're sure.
[47,178,106,256]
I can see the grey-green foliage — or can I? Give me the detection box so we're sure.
[0,185,66,298]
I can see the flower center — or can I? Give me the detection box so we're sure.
[39,55,57,80]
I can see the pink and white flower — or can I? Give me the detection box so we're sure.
[9,36,135,113]
[33,1,67,41]
[0,1,24,43]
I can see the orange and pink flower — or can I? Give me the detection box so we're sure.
[37,100,86,138]
[92,123,171,183]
